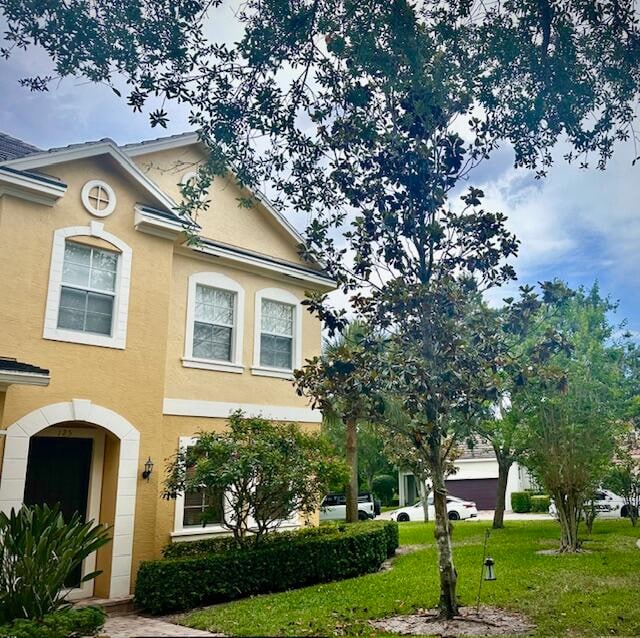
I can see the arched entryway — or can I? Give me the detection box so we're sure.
[0,400,139,599]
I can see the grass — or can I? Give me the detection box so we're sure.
[181,519,640,637]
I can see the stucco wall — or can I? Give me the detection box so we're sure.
[132,146,308,265]
[0,147,325,595]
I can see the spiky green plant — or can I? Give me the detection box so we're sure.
[0,504,110,623]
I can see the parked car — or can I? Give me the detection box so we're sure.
[320,492,379,521]
[390,494,478,522]
[548,489,634,519]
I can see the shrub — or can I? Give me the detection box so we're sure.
[511,491,531,513]
[530,495,551,512]
[0,607,105,638]
[163,525,339,559]
[0,505,111,624]
[137,520,398,614]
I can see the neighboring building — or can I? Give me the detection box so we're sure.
[0,131,334,600]
[398,440,531,510]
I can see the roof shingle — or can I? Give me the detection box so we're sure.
[0,132,41,162]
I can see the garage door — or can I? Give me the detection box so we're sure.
[445,478,498,510]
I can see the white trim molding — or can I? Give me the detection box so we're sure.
[2,140,179,215]
[163,398,321,423]
[43,224,132,349]
[172,435,228,538]
[252,287,302,380]
[0,370,50,390]
[0,167,67,206]
[81,180,116,217]
[182,271,245,374]
[0,400,140,599]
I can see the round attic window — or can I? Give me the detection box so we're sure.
[81,180,116,217]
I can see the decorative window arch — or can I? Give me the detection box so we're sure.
[252,287,302,379]
[182,271,245,374]
[43,222,132,349]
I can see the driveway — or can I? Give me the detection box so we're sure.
[378,509,552,521]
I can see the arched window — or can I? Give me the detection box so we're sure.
[43,222,132,349]
[252,287,302,379]
[182,271,245,373]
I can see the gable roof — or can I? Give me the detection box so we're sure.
[122,131,306,247]
[0,137,181,217]
[0,132,41,162]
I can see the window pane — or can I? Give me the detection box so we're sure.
[260,334,292,369]
[60,287,87,311]
[192,322,232,361]
[92,249,118,272]
[64,243,91,266]
[261,299,293,336]
[195,285,235,326]
[87,292,114,315]
[58,308,85,331]
[85,311,112,335]
[62,262,90,287]
[183,488,224,527]
[90,267,116,292]
[210,326,232,361]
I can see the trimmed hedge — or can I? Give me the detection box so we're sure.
[136,521,398,614]
[511,491,531,513]
[0,608,105,638]
[530,495,551,512]
[163,524,339,559]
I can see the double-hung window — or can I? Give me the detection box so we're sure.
[58,242,118,336]
[259,299,294,370]
[192,285,235,362]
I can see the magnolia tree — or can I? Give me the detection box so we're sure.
[516,285,626,551]
[5,0,640,620]
[163,412,347,546]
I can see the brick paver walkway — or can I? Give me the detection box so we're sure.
[102,614,222,637]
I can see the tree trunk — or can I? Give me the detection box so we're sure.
[432,452,458,618]
[345,419,359,523]
[492,458,511,529]
[555,491,581,552]
[421,477,431,522]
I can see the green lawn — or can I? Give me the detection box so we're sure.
[181,519,640,637]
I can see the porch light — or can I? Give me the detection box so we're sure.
[484,556,496,581]
[142,457,154,481]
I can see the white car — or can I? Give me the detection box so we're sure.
[320,492,378,521]
[390,494,479,522]
[549,489,633,519]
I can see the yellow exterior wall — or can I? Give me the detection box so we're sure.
[0,142,326,596]
[132,146,308,265]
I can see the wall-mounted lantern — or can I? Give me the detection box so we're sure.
[142,457,154,481]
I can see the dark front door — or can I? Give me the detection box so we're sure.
[24,436,93,587]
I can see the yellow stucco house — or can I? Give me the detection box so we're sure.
[0,131,334,601]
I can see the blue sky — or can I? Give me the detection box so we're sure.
[1,30,638,336]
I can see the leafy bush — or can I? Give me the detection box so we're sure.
[0,607,105,638]
[0,505,110,623]
[510,491,531,513]
[163,524,339,559]
[530,495,551,512]
[136,521,398,614]
[163,412,347,545]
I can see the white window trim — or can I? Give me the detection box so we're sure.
[172,436,229,537]
[43,222,132,349]
[182,271,245,374]
[81,180,117,217]
[172,436,300,539]
[252,287,302,380]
